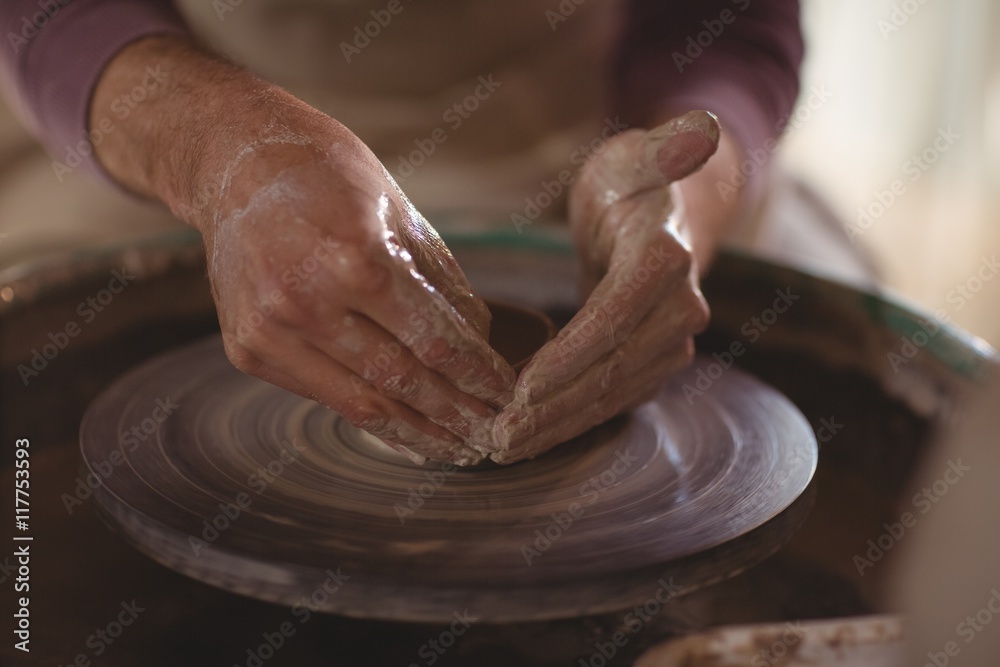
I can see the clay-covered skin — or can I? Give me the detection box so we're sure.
[491,111,721,464]
[198,104,516,466]
[89,38,515,465]
[90,38,729,467]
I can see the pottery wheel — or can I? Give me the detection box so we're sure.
[80,335,817,622]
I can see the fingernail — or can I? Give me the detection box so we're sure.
[645,111,721,181]
[661,110,721,142]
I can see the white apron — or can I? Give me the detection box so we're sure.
[0,0,625,269]
[176,0,625,214]
[0,1,872,286]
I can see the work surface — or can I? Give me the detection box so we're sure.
[1,232,992,665]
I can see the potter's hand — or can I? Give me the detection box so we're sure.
[91,38,514,465]
[206,115,517,466]
[492,111,721,463]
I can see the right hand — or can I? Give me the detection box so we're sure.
[188,101,515,465]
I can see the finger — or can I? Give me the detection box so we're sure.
[383,173,492,338]
[404,239,493,341]
[237,358,431,465]
[493,333,694,451]
[569,111,720,234]
[322,239,516,405]
[516,222,693,402]
[307,310,498,452]
[491,342,694,464]
[640,110,721,187]
[230,332,485,465]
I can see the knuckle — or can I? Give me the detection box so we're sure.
[375,363,424,402]
[686,293,711,333]
[271,288,316,327]
[223,340,264,377]
[599,349,628,391]
[650,233,693,277]
[413,336,456,368]
[326,242,390,295]
[340,398,394,436]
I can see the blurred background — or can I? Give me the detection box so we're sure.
[1,4,997,664]
[0,0,996,346]
[780,0,1000,346]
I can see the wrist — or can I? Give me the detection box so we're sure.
[90,36,324,235]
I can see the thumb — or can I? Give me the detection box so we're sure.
[637,110,721,189]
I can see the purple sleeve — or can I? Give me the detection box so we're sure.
[615,0,804,156]
[0,0,188,179]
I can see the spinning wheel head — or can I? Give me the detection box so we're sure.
[80,336,816,622]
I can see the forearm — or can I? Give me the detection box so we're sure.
[0,0,186,178]
[90,35,322,234]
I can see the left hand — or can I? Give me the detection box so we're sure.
[491,111,721,463]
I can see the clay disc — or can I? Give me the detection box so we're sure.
[80,336,817,622]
